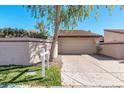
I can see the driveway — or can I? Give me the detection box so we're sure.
[61,55,124,87]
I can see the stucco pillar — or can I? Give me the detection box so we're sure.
[95,38,101,54]
[53,41,58,58]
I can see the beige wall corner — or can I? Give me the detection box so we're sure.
[104,31,124,42]
[53,41,58,58]
[99,44,124,59]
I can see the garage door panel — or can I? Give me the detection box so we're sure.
[59,38,96,54]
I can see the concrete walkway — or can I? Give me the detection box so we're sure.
[61,55,124,87]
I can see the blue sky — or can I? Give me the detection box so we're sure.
[0,5,124,36]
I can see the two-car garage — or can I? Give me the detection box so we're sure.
[58,30,102,55]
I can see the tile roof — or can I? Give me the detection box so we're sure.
[58,30,102,37]
[104,29,124,34]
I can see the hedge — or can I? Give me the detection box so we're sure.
[0,28,48,39]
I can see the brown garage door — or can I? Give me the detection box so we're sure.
[58,38,96,54]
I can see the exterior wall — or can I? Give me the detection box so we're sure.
[104,31,124,42]
[28,42,44,65]
[53,41,58,58]
[58,37,100,54]
[0,38,51,65]
[0,42,30,65]
[99,44,124,59]
[58,38,62,54]
[28,42,51,64]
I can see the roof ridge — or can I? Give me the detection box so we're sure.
[58,30,102,37]
[104,29,124,34]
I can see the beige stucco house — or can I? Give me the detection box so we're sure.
[99,29,124,59]
[58,30,102,54]
[104,29,124,42]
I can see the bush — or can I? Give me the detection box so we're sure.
[0,28,48,39]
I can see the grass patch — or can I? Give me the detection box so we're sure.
[0,65,61,87]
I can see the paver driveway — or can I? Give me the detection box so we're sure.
[61,55,124,87]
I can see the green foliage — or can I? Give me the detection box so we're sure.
[0,28,48,39]
[25,5,123,30]
[120,5,124,10]
[107,5,115,16]
[35,22,48,38]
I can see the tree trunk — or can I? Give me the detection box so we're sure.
[50,5,61,62]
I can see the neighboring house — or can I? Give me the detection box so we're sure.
[104,29,124,42]
[99,29,124,59]
[58,30,102,54]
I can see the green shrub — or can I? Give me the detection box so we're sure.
[0,28,48,39]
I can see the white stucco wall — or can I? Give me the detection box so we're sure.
[99,44,124,59]
[0,42,30,65]
[104,31,124,42]
[0,38,51,65]
[28,42,45,64]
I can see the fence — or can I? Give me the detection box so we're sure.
[0,38,51,65]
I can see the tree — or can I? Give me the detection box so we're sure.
[0,27,47,39]
[35,22,48,39]
[25,5,124,61]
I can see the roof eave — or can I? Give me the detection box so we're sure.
[58,35,102,38]
[104,29,124,34]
